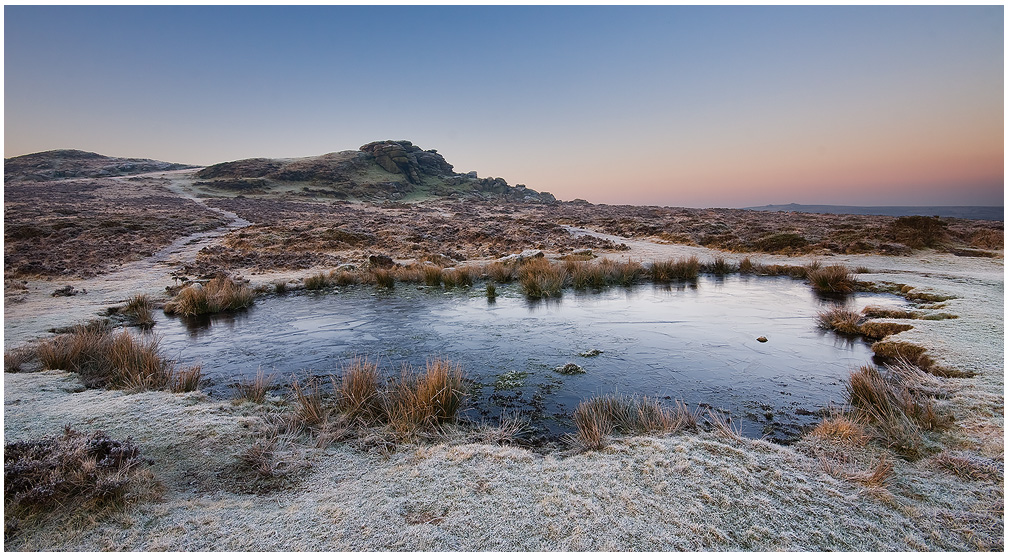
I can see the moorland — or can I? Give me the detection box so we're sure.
[3,142,1004,550]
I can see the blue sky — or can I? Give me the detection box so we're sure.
[4,5,1003,207]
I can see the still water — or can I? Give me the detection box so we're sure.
[157,276,905,442]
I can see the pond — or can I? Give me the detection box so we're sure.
[156,275,906,443]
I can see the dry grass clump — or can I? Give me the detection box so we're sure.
[287,358,468,443]
[304,272,332,290]
[810,412,869,445]
[122,294,155,328]
[862,306,917,319]
[332,270,360,286]
[702,256,737,275]
[163,276,255,316]
[235,368,275,403]
[171,364,203,393]
[334,357,383,421]
[4,345,36,373]
[36,325,182,391]
[371,268,395,289]
[738,256,755,274]
[570,394,698,450]
[858,321,914,340]
[4,426,146,523]
[816,306,862,335]
[485,283,496,299]
[518,258,567,298]
[807,265,855,294]
[484,261,518,283]
[392,265,426,283]
[423,265,444,286]
[931,450,1003,482]
[385,359,466,434]
[441,267,474,288]
[567,261,607,289]
[599,258,645,286]
[846,364,952,458]
[649,256,700,282]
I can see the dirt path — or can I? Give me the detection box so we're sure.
[3,169,251,346]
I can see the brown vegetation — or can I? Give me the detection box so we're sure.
[163,276,255,316]
[571,394,698,451]
[807,265,855,294]
[4,426,148,528]
[518,258,567,298]
[816,306,862,335]
[235,368,275,404]
[649,256,700,282]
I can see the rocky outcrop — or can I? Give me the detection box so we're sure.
[359,140,454,184]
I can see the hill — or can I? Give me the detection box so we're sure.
[3,149,194,180]
[192,140,557,203]
[746,203,1003,221]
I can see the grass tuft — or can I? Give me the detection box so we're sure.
[703,256,737,275]
[570,394,697,451]
[235,368,275,404]
[518,258,567,299]
[649,256,700,282]
[384,359,466,434]
[484,261,518,283]
[171,364,202,393]
[423,266,443,286]
[807,265,855,294]
[816,306,862,335]
[334,357,383,422]
[371,268,395,289]
[163,277,255,316]
[122,294,155,328]
[858,321,914,340]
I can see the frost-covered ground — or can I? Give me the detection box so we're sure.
[3,217,1003,550]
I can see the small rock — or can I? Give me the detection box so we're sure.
[368,254,395,268]
[51,285,79,297]
[554,363,586,375]
[579,349,603,357]
[757,336,768,343]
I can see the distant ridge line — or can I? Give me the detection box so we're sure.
[744,203,1003,221]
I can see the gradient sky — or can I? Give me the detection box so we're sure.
[4,5,1003,207]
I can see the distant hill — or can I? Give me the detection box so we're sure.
[4,149,194,180]
[745,203,1003,221]
[193,140,557,203]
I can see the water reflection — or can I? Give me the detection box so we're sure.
[157,276,907,443]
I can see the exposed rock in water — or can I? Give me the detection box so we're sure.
[497,249,545,264]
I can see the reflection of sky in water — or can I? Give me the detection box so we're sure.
[157,276,906,442]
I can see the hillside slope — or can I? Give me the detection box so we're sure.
[192,140,557,203]
[4,149,194,180]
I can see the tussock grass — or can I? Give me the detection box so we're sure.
[567,261,606,289]
[441,267,473,288]
[484,261,517,283]
[371,268,395,289]
[172,364,202,393]
[5,345,35,373]
[846,364,952,459]
[304,272,331,290]
[858,322,914,340]
[291,378,330,429]
[235,368,274,404]
[36,325,182,391]
[392,265,426,283]
[738,257,755,274]
[122,294,155,328]
[163,277,255,316]
[649,256,700,282]
[518,258,567,298]
[888,215,948,249]
[423,266,443,286]
[385,359,466,434]
[599,259,645,286]
[4,426,146,521]
[862,306,917,319]
[334,357,382,421]
[485,283,496,299]
[572,399,614,450]
[273,280,289,294]
[332,270,360,286]
[816,306,862,335]
[703,257,737,275]
[807,265,855,294]
[810,412,869,445]
[570,394,698,451]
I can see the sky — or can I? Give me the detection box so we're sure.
[4,5,1004,208]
